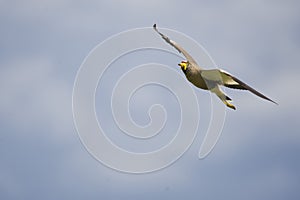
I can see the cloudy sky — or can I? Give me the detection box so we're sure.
[1,0,299,199]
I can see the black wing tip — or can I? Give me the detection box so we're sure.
[271,99,279,105]
[153,24,158,31]
[256,95,278,105]
[153,23,164,38]
[260,95,278,105]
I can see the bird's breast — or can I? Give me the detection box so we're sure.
[185,70,208,90]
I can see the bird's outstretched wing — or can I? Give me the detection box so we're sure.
[201,69,278,104]
[153,24,198,65]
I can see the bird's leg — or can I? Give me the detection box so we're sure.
[211,86,236,110]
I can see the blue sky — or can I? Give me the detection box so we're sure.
[1,0,300,199]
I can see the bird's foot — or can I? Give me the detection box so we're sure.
[225,101,236,110]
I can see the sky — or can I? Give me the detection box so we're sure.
[1,0,300,199]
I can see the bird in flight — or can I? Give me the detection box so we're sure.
[153,24,277,110]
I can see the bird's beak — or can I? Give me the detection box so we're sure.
[178,62,187,70]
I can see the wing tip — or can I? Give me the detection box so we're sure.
[153,23,158,32]
[260,94,278,105]
[153,23,160,35]
[270,99,279,105]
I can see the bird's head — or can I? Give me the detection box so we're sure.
[178,60,189,71]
